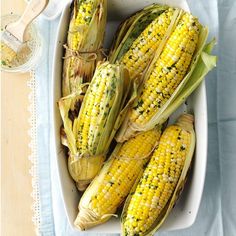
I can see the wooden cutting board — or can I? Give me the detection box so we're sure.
[1,1,36,235]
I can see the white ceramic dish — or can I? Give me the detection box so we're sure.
[52,0,208,233]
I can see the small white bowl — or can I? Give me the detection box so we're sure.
[1,14,43,73]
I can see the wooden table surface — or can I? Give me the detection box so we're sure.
[1,1,36,235]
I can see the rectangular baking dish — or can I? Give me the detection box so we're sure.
[52,0,208,233]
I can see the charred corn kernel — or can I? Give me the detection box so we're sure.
[67,62,129,190]
[74,128,161,230]
[123,114,195,236]
[120,8,175,80]
[130,13,200,125]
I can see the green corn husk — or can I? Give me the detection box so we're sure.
[116,18,217,142]
[156,38,217,125]
[62,0,107,97]
[121,114,196,236]
[109,4,181,83]
[109,4,170,63]
[59,61,139,191]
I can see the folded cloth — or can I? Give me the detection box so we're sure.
[34,0,236,235]
[33,18,55,235]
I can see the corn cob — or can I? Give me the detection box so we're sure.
[59,62,131,190]
[156,38,217,125]
[122,114,195,236]
[110,4,180,79]
[130,13,200,125]
[116,12,202,142]
[119,8,176,80]
[74,128,162,230]
[62,0,107,96]
[109,4,168,62]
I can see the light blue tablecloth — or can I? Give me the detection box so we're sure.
[34,0,236,235]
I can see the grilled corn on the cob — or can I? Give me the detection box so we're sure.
[122,114,196,236]
[62,0,107,96]
[110,5,180,81]
[116,12,202,142]
[59,62,131,190]
[119,8,176,80]
[130,13,200,124]
[74,128,162,230]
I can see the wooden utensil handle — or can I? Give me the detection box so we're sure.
[6,0,49,42]
[21,0,49,25]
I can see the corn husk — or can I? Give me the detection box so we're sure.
[62,0,107,97]
[156,39,217,125]
[109,4,171,63]
[121,114,196,236]
[59,62,140,190]
[116,20,217,142]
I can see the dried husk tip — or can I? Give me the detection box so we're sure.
[176,113,194,131]
[74,205,117,230]
[68,153,105,191]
